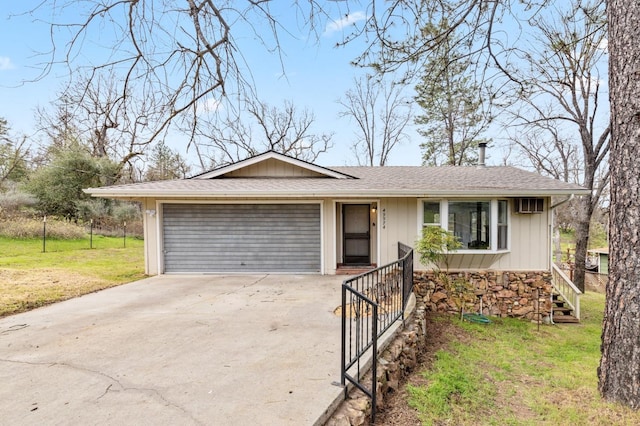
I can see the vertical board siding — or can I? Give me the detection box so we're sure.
[381,198,419,266]
[494,204,549,270]
[225,158,325,177]
[163,204,321,273]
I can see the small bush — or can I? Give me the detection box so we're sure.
[0,187,37,217]
[0,217,86,239]
[113,203,141,223]
[76,199,111,222]
[416,226,462,270]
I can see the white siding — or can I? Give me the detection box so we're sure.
[139,196,552,275]
[378,198,420,266]
[491,199,550,270]
[380,198,551,271]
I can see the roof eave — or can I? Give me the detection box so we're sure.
[86,188,590,199]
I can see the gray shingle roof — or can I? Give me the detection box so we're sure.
[86,165,589,199]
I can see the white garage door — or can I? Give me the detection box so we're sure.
[162,204,321,273]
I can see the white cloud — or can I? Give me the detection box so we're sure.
[0,56,15,70]
[597,38,608,52]
[324,11,367,36]
[198,98,222,113]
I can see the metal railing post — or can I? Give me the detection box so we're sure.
[341,283,347,387]
[371,303,378,424]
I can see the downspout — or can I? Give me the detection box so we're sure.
[550,194,575,210]
[548,194,575,325]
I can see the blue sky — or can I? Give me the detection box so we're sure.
[0,2,424,168]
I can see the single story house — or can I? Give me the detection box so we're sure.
[86,150,589,275]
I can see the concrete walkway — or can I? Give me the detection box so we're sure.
[0,275,348,425]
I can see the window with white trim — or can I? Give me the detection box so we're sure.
[422,201,441,227]
[497,200,508,250]
[421,199,509,251]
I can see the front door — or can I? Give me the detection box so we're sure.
[343,204,370,265]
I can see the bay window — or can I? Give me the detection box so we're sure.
[421,199,509,251]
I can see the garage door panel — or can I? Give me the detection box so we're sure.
[165,230,320,237]
[162,204,321,273]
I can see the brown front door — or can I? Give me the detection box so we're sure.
[343,204,370,265]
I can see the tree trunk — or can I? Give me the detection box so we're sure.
[572,196,593,293]
[598,0,640,408]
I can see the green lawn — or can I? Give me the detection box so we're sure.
[408,292,640,425]
[0,236,145,317]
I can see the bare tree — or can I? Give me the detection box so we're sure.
[504,1,609,291]
[338,75,412,166]
[510,130,580,184]
[0,118,30,187]
[36,73,158,183]
[27,1,353,147]
[196,97,333,168]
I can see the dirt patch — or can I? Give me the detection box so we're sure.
[374,312,468,425]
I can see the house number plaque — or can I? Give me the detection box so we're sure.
[382,208,387,229]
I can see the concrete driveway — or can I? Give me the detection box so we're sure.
[0,275,347,425]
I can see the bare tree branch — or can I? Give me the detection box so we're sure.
[504,0,609,291]
[338,75,412,166]
[194,97,333,168]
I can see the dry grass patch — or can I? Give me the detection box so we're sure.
[0,237,145,317]
[0,268,113,316]
[0,217,86,239]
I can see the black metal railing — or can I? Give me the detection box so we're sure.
[340,242,414,424]
[398,242,414,310]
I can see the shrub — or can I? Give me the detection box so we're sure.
[415,226,462,271]
[416,227,472,318]
[0,186,37,217]
[113,202,141,224]
[0,216,86,239]
[76,199,111,222]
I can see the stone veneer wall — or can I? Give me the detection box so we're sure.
[415,270,554,321]
[326,270,554,425]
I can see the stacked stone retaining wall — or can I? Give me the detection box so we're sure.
[415,270,554,321]
[326,299,428,426]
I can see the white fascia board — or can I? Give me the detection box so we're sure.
[86,187,590,199]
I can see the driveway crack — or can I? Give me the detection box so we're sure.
[0,324,29,335]
[0,358,204,425]
[220,274,269,296]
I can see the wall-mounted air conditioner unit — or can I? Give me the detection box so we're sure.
[515,198,544,214]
